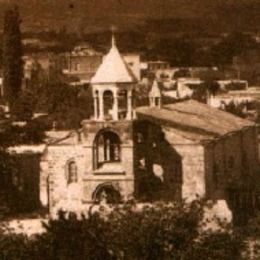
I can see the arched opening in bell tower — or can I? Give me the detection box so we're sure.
[103,90,114,120]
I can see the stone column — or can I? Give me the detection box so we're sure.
[93,93,98,120]
[99,90,104,121]
[113,91,119,121]
[126,89,132,120]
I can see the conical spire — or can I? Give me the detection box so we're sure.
[91,34,137,84]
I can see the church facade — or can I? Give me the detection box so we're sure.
[37,37,259,220]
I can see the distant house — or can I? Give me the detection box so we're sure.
[207,86,260,121]
[22,53,63,88]
[147,60,170,71]
[62,44,103,84]
[63,44,141,84]
[176,77,204,98]
[123,53,141,81]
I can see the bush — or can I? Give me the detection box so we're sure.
[186,231,244,260]
[0,233,31,260]
[0,200,248,260]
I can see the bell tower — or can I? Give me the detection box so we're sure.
[149,79,162,108]
[91,33,137,121]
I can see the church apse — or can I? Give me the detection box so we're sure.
[133,120,183,202]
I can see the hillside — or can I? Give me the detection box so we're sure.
[0,0,259,33]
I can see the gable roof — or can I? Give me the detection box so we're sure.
[91,40,137,84]
[136,100,255,142]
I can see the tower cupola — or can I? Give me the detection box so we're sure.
[91,33,137,121]
[149,79,162,108]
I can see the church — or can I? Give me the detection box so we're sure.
[17,36,258,221]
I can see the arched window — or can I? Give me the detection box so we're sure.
[93,130,121,169]
[103,90,114,119]
[66,161,78,185]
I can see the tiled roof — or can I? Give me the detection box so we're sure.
[91,40,136,84]
[136,100,255,142]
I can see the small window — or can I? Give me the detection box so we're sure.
[136,133,144,144]
[67,161,78,185]
[155,97,160,107]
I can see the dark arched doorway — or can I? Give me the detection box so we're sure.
[93,183,122,204]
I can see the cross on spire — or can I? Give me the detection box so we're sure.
[111,25,117,47]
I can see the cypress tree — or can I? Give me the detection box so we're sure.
[2,6,23,114]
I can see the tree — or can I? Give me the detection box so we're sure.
[2,6,23,114]
[32,81,93,129]
[211,32,258,67]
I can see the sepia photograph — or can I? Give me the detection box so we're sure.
[0,0,259,259]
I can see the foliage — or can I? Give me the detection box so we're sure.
[211,32,258,67]
[0,121,46,147]
[0,120,46,215]
[104,201,203,260]
[0,233,32,260]
[186,231,245,260]
[2,5,23,113]
[33,81,93,129]
[0,200,249,260]
[20,60,93,129]
[150,36,197,66]
[240,210,260,259]
[12,89,37,121]
[225,101,246,118]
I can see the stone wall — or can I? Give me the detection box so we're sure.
[242,126,259,177]
[40,120,258,218]
[41,120,135,216]
[173,144,205,201]
[133,121,205,202]
[204,126,258,200]
[43,145,86,216]
[204,126,258,225]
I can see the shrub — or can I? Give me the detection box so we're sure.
[186,231,245,260]
[0,201,248,260]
